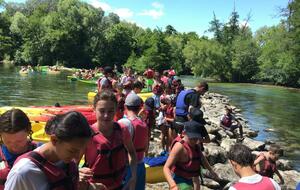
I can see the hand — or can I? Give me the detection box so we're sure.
[210,170,220,181]
[79,167,93,182]
[279,179,285,185]
[89,183,108,190]
[169,184,179,190]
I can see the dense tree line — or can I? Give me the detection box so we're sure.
[0,0,299,87]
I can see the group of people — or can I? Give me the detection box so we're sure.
[0,66,285,190]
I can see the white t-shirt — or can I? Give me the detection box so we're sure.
[229,174,281,190]
[4,148,70,190]
[118,118,134,137]
[4,157,49,190]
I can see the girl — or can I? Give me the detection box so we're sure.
[80,90,137,190]
[0,109,38,190]
[163,122,218,190]
[4,111,93,190]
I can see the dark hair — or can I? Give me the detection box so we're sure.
[133,81,144,89]
[0,109,31,134]
[269,144,283,156]
[198,81,209,91]
[45,111,92,141]
[126,106,141,113]
[93,90,118,108]
[227,144,255,167]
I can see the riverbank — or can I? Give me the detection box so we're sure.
[146,92,300,190]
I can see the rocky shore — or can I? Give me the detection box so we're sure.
[146,92,300,190]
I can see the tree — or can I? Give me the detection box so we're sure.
[208,12,223,43]
[255,23,300,86]
[231,32,259,82]
[165,25,177,35]
[104,23,135,69]
[183,38,227,80]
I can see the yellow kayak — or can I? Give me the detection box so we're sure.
[145,164,166,183]
[32,128,49,143]
[0,106,47,116]
[31,121,46,133]
[88,92,153,102]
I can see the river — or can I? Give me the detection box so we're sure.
[1,66,300,171]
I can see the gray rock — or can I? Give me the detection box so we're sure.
[146,182,168,190]
[202,177,221,189]
[204,144,227,165]
[277,159,293,171]
[220,138,236,152]
[242,137,265,150]
[243,128,259,137]
[273,170,300,190]
[218,130,231,138]
[212,163,239,182]
[208,134,216,142]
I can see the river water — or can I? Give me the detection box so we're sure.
[1,66,299,170]
[181,76,300,171]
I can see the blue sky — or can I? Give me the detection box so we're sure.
[5,0,289,36]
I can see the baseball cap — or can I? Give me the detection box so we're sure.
[103,66,113,74]
[189,108,207,124]
[184,120,203,139]
[125,93,142,107]
[144,97,155,110]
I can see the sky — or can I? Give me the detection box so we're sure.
[5,0,290,36]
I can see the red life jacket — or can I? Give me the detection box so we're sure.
[171,136,202,179]
[85,123,127,189]
[221,114,232,128]
[127,117,148,162]
[145,69,154,79]
[114,93,125,121]
[97,77,112,91]
[165,106,174,120]
[257,154,277,178]
[17,151,78,190]
[0,142,37,190]
[233,176,275,190]
[144,110,155,130]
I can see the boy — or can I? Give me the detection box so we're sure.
[220,106,243,141]
[228,144,281,190]
[163,118,218,190]
[253,144,284,184]
[185,108,210,144]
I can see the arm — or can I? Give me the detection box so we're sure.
[253,154,265,169]
[192,177,200,190]
[163,142,183,190]
[201,154,219,180]
[123,130,137,190]
[274,168,284,184]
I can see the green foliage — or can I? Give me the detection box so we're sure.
[231,33,260,82]
[0,0,299,87]
[183,38,227,79]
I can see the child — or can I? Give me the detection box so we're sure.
[80,90,137,190]
[118,93,148,190]
[220,106,243,141]
[114,83,126,121]
[158,97,169,152]
[4,111,93,190]
[0,109,38,190]
[139,97,155,141]
[185,108,210,144]
[163,121,218,190]
[253,144,284,184]
[228,144,281,190]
